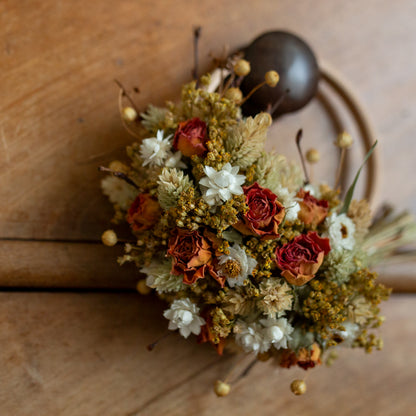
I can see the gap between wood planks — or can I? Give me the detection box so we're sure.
[0,238,414,293]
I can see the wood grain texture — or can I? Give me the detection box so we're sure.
[0,293,414,416]
[0,240,139,288]
[1,0,416,241]
[0,239,413,291]
[1,0,416,288]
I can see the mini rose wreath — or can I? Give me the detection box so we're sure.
[99,29,416,397]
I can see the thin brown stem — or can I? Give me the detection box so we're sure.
[267,89,290,115]
[240,81,266,104]
[98,166,140,189]
[117,89,142,139]
[223,354,251,384]
[192,26,202,87]
[334,148,346,190]
[234,357,258,382]
[296,129,310,185]
[147,331,172,351]
[114,79,140,114]
[221,73,236,96]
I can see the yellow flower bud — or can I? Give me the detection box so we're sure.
[290,379,307,395]
[265,70,280,87]
[306,148,320,163]
[136,279,151,295]
[214,380,231,397]
[108,160,129,173]
[121,106,137,122]
[224,87,243,104]
[101,229,118,247]
[335,131,353,149]
[234,59,251,77]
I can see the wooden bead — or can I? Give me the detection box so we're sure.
[241,31,319,118]
[101,230,117,247]
[290,379,307,395]
[214,380,231,397]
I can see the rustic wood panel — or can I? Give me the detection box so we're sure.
[0,240,412,291]
[1,0,416,241]
[0,293,414,415]
[0,240,139,288]
[1,0,416,287]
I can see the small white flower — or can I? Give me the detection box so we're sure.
[140,130,173,167]
[234,320,264,353]
[163,298,205,338]
[101,176,138,210]
[325,212,356,251]
[165,151,186,169]
[260,317,294,350]
[199,163,245,206]
[303,183,321,198]
[218,244,257,287]
[333,321,360,347]
[234,317,294,353]
[274,185,300,222]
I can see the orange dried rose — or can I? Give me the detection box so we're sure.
[275,231,331,286]
[172,117,208,157]
[127,193,161,232]
[233,182,285,240]
[167,228,225,287]
[297,189,329,227]
[197,310,226,355]
[279,343,322,370]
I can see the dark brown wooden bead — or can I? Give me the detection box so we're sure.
[240,31,320,118]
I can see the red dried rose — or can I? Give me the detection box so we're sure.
[275,231,330,286]
[297,189,329,227]
[172,117,208,157]
[167,228,225,287]
[127,193,161,232]
[233,182,285,240]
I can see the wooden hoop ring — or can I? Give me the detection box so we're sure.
[317,62,379,206]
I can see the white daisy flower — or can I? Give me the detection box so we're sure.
[140,130,173,167]
[234,320,264,353]
[199,163,245,206]
[218,244,257,288]
[260,317,294,350]
[325,212,356,251]
[163,298,205,338]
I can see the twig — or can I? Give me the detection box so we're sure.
[334,148,346,190]
[114,79,140,114]
[192,26,202,87]
[267,89,290,115]
[98,166,140,189]
[296,129,310,185]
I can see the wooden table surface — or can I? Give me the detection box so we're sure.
[1,0,416,414]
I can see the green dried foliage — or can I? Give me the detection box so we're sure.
[140,104,169,134]
[157,167,194,210]
[142,260,185,293]
[225,113,272,169]
[253,152,303,193]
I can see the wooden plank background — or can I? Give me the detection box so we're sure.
[1,0,416,414]
[0,293,414,416]
[2,0,416,289]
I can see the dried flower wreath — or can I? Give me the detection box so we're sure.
[99,29,415,397]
